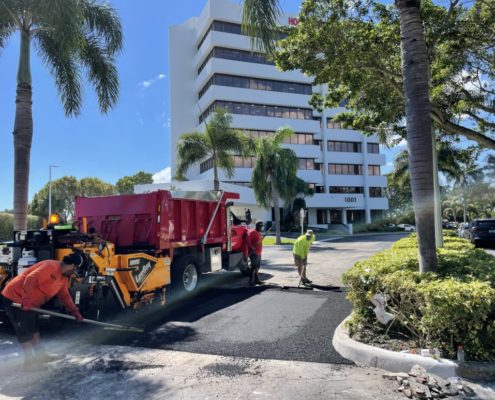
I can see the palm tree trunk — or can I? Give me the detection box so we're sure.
[13,29,33,231]
[396,0,437,272]
[271,175,281,245]
[213,158,220,191]
[462,186,467,223]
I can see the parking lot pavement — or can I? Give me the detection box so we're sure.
[250,233,410,289]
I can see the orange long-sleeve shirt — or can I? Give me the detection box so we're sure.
[2,260,78,313]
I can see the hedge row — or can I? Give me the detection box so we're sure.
[342,234,495,361]
[0,213,40,241]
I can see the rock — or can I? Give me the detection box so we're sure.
[398,385,405,392]
[403,389,413,398]
[383,372,410,380]
[409,365,427,377]
[409,380,432,398]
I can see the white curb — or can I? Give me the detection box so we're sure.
[332,317,458,379]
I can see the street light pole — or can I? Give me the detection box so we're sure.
[48,165,59,218]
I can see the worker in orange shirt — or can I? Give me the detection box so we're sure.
[1,253,83,371]
[247,220,264,286]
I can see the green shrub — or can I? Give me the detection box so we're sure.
[342,234,495,361]
[0,213,40,241]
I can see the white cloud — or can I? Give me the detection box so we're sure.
[153,167,171,183]
[138,73,166,89]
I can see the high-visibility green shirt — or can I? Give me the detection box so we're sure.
[292,234,315,259]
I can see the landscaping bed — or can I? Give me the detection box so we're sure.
[342,233,495,362]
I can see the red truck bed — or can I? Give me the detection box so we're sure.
[75,190,240,252]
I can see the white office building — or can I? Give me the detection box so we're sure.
[167,0,388,227]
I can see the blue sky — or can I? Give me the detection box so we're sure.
[0,0,399,211]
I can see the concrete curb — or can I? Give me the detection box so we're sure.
[332,317,458,379]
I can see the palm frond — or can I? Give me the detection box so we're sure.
[242,0,281,54]
[30,0,82,47]
[35,30,82,116]
[251,158,272,208]
[79,33,119,113]
[175,132,211,179]
[272,126,295,145]
[0,0,18,49]
[215,151,236,179]
[80,0,123,54]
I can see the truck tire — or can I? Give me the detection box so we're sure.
[171,256,201,295]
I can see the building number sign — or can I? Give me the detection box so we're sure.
[345,197,357,203]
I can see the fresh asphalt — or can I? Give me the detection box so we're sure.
[0,233,408,366]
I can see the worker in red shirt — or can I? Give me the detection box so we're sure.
[247,220,264,286]
[1,253,83,371]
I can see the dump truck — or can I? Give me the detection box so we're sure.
[2,190,252,317]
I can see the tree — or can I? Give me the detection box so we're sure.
[0,0,123,230]
[30,176,115,221]
[30,176,79,222]
[251,127,299,245]
[115,171,153,195]
[79,177,116,197]
[449,152,484,223]
[175,109,249,190]
[273,1,495,149]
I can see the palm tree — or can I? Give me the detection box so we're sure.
[242,0,438,272]
[251,127,298,245]
[175,109,248,190]
[451,156,484,223]
[1,0,123,230]
[394,0,437,273]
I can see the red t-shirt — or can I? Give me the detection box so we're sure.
[247,229,263,256]
[2,260,78,313]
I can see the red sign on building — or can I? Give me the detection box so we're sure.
[288,17,299,26]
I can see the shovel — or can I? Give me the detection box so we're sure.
[12,303,144,333]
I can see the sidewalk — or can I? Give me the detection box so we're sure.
[0,344,401,400]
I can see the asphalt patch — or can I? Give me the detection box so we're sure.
[92,358,164,373]
[200,360,260,378]
[129,287,353,365]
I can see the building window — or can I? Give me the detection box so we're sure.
[315,185,325,193]
[200,158,214,173]
[298,158,315,170]
[329,186,364,194]
[197,20,286,50]
[316,209,328,224]
[233,155,256,168]
[198,73,312,99]
[328,164,363,175]
[368,165,381,176]
[367,143,380,154]
[327,118,344,129]
[226,181,252,188]
[369,187,383,197]
[199,101,313,123]
[327,141,362,153]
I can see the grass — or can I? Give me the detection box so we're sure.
[263,236,296,246]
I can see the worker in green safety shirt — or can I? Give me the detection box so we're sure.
[293,229,315,285]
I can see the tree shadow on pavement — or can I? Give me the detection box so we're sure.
[0,358,168,400]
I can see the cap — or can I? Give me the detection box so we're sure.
[255,220,263,226]
[306,229,314,236]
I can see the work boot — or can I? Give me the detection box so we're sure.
[254,273,264,285]
[248,278,255,287]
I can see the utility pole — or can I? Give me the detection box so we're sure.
[48,165,59,218]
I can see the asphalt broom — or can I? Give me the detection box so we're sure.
[12,303,143,333]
